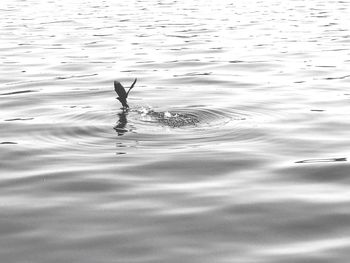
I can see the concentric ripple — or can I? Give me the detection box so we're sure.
[131,106,238,128]
[9,104,274,152]
[113,105,273,148]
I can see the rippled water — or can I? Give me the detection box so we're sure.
[1,0,350,262]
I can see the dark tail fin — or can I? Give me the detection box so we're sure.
[114,81,127,99]
[126,78,137,97]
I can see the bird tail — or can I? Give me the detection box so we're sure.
[114,80,128,99]
[126,78,137,97]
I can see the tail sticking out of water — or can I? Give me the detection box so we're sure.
[114,78,137,108]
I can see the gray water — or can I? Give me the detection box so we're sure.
[1,0,350,262]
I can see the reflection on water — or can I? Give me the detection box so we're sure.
[1,0,350,262]
[114,109,128,136]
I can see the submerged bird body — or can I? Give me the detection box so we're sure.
[114,78,137,108]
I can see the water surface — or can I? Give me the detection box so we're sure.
[1,0,350,262]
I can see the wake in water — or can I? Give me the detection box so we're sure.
[136,107,199,127]
[113,106,200,135]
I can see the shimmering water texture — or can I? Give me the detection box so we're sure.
[1,0,350,262]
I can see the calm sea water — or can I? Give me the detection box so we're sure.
[1,0,350,262]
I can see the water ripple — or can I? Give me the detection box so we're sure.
[2,0,350,262]
[111,105,274,150]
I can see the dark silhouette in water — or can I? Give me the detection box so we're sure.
[114,110,128,136]
[114,78,137,108]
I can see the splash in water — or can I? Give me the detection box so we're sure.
[136,107,200,128]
